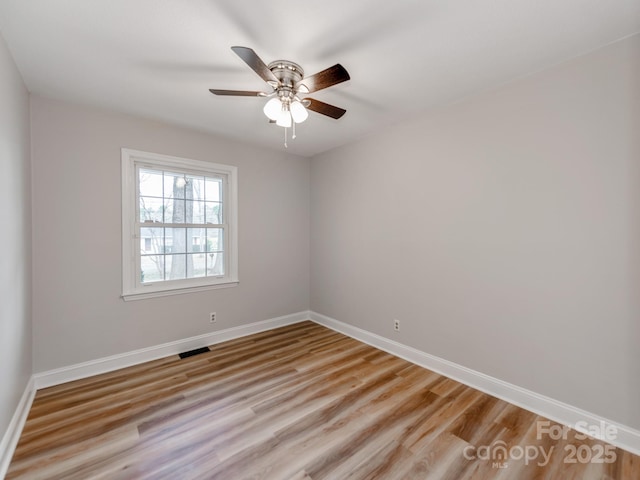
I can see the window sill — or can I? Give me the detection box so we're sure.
[122,281,239,301]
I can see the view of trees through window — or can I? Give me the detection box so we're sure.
[138,168,225,283]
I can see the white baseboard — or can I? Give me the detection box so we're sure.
[34,311,310,390]
[0,377,36,479]
[309,311,640,456]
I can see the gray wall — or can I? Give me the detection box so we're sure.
[311,35,640,429]
[0,35,32,439]
[31,96,310,371]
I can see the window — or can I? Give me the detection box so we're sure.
[122,149,238,300]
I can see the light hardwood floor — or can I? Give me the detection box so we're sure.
[7,321,639,479]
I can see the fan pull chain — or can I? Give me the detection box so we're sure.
[284,126,288,148]
[292,121,296,140]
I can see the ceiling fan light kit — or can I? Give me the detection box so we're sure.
[290,100,308,123]
[210,47,350,147]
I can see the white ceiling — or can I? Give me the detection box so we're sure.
[1,1,639,157]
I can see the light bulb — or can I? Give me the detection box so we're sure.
[276,109,292,128]
[290,100,308,123]
[263,98,282,121]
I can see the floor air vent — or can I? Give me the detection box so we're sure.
[179,346,211,359]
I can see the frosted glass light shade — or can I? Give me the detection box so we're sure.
[276,110,292,128]
[263,98,282,121]
[290,101,308,123]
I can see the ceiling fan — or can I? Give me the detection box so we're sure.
[209,46,350,145]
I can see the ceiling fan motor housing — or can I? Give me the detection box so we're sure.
[268,60,304,103]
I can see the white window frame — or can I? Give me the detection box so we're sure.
[121,148,238,301]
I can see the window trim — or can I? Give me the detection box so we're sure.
[121,148,238,301]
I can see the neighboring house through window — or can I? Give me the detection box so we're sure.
[121,148,238,300]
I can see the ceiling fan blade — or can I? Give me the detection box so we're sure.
[296,64,350,94]
[231,46,279,86]
[305,98,347,119]
[209,89,265,97]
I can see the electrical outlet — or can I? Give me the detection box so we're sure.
[394,319,400,332]
[210,312,217,323]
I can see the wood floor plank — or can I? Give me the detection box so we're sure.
[7,321,639,479]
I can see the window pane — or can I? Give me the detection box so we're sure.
[139,196,164,223]
[164,197,188,223]
[187,253,206,278]
[141,255,164,283]
[188,176,205,202]
[164,172,186,199]
[207,252,225,276]
[206,228,224,252]
[205,202,222,224]
[166,228,186,254]
[188,200,206,224]
[205,178,222,202]
[139,169,163,198]
[188,228,206,252]
[165,254,186,280]
[140,227,164,254]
